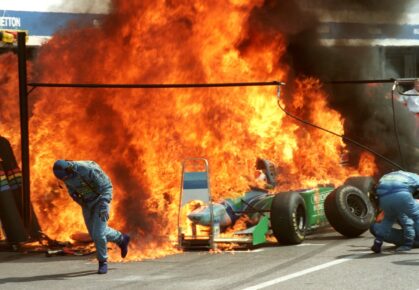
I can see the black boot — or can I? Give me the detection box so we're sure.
[371,239,383,253]
[98,261,108,274]
[119,233,131,258]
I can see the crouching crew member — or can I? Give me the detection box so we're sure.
[370,170,419,253]
[371,213,419,249]
[53,160,130,274]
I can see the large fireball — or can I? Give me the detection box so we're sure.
[0,0,376,260]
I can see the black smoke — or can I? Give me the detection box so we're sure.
[244,0,419,174]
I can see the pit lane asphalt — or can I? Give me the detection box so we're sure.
[1,227,419,290]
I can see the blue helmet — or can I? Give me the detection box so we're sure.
[255,158,277,187]
[52,160,73,180]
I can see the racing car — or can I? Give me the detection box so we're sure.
[178,158,376,249]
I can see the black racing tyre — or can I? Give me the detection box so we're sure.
[344,176,379,212]
[270,191,306,245]
[344,176,375,195]
[324,185,375,238]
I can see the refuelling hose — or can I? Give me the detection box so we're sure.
[275,85,405,171]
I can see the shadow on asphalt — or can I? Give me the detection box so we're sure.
[0,252,96,263]
[393,259,419,266]
[347,245,396,252]
[335,246,419,259]
[0,270,98,284]
[347,245,419,256]
[335,252,386,259]
[305,235,347,241]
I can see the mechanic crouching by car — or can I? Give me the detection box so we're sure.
[370,170,419,253]
[371,213,419,250]
[53,160,131,274]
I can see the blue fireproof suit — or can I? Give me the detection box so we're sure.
[62,161,122,262]
[373,171,419,247]
[371,214,419,247]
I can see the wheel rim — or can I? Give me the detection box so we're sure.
[296,205,306,233]
[347,194,368,218]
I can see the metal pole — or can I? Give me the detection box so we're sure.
[27,80,286,89]
[17,32,31,228]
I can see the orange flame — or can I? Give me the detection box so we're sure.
[0,1,378,260]
[358,152,378,177]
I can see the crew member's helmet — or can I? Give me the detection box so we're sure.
[52,160,73,180]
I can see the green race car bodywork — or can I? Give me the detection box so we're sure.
[178,158,375,250]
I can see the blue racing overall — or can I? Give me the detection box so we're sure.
[62,161,122,262]
[373,171,419,250]
[371,213,419,247]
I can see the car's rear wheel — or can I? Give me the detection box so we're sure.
[270,191,306,245]
[324,185,375,237]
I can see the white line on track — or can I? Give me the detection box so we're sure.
[241,251,370,290]
[224,249,266,253]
